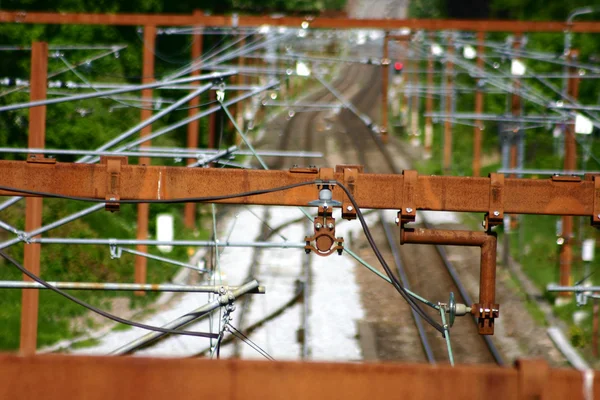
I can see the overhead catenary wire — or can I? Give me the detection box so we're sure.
[0,249,218,339]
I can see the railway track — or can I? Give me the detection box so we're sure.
[334,62,503,364]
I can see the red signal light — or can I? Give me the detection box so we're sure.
[394,62,403,71]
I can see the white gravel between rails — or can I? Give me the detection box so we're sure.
[72,205,368,361]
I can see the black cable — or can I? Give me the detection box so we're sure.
[334,180,445,334]
[0,249,219,339]
[228,324,275,361]
[0,176,443,332]
[216,332,223,359]
[0,180,318,205]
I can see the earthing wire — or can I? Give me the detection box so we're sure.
[228,323,275,361]
[200,33,289,72]
[166,33,243,79]
[136,28,197,65]
[473,46,600,167]
[166,31,259,81]
[228,328,273,360]
[210,203,224,348]
[439,305,454,366]
[0,84,274,243]
[59,55,161,111]
[0,47,122,99]
[343,248,439,310]
[0,249,218,339]
[0,180,318,205]
[245,206,288,241]
[334,181,444,333]
[220,99,314,222]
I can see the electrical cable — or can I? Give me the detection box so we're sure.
[334,180,445,333]
[0,178,444,332]
[228,324,275,361]
[0,249,218,339]
[0,180,318,205]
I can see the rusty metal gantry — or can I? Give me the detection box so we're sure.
[2,160,600,334]
[4,7,600,354]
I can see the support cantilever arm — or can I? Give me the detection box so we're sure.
[0,161,598,218]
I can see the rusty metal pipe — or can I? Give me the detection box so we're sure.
[401,227,498,334]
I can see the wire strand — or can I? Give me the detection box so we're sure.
[0,249,218,339]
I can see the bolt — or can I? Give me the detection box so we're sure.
[482,221,486,227]
[327,223,334,229]
[315,223,322,230]
[493,210,500,217]
[406,207,413,213]
[395,217,400,224]
[597,214,600,219]
[346,206,353,212]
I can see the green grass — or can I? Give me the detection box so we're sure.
[0,199,210,350]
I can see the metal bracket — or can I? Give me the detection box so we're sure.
[485,173,504,230]
[109,239,122,259]
[400,170,418,225]
[336,165,363,220]
[472,303,500,335]
[304,206,344,256]
[26,154,56,164]
[101,156,128,212]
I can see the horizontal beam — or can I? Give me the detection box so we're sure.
[0,161,598,217]
[0,10,599,32]
[0,355,596,400]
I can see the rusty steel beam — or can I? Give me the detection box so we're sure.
[1,10,600,33]
[559,50,581,294]
[135,25,156,295]
[473,31,485,177]
[1,163,600,218]
[184,13,204,230]
[424,32,434,159]
[401,228,498,335]
[20,42,48,356]
[0,354,597,400]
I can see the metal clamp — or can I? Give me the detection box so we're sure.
[304,207,344,257]
[101,156,127,212]
[109,239,122,259]
[472,303,500,335]
[336,165,363,220]
[400,170,418,225]
[26,154,56,164]
[485,173,504,230]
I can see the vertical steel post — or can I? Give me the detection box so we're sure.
[593,298,599,357]
[509,35,521,180]
[381,32,389,144]
[135,25,156,295]
[473,31,485,176]
[20,41,48,355]
[443,37,453,174]
[424,32,434,159]
[410,41,420,144]
[235,36,246,146]
[559,49,580,294]
[184,14,204,230]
